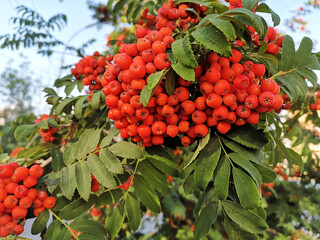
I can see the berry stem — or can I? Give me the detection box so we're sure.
[49,209,80,240]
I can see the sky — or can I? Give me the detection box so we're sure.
[0,0,319,115]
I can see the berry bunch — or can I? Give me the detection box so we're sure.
[137,8,156,29]
[310,92,320,110]
[99,0,284,147]
[71,51,108,91]
[34,114,58,143]
[0,163,56,238]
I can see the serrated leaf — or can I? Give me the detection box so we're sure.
[171,61,195,81]
[126,2,137,21]
[297,68,318,87]
[207,16,236,40]
[232,167,260,210]
[281,35,295,71]
[225,125,268,149]
[132,5,143,24]
[147,69,166,90]
[224,218,258,240]
[14,124,36,140]
[51,147,65,171]
[36,119,49,129]
[192,26,232,56]
[75,128,102,160]
[100,127,120,147]
[91,91,102,111]
[214,156,230,200]
[57,227,72,240]
[99,148,123,174]
[254,3,280,26]
[219,8,265,37]
[138,160,171,195]
[47,172,61,193]
[59,195,97,220]
[195,137,221,190]
[43,87,58,96]
[222,200,268,234]
[109,141,143,159]
[76,161,91,201]
[194,202,219,240]
[96,189,123,207]
[31,209,49,235]
[242,0,259,10]
[295,37,313,67]
[257,41,268,55]
[140,86,153,107]
[183,172,197,194]
[229,153,262,186]
[175,0,205,4]
[65,81,76,96]
[125,193,141,231]
[172,34,198,68]
[75,96,87,119]
[70,218,106,236]
[61,165,77,200]
[87,155,117,188]
[134,175,161,213]
[105,207,124,240]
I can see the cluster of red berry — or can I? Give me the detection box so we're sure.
[137,8,156,29]
[34,114,58,143]
[274,166,289,180]
[261,183,274,197]
[156,2,206,31]
[310,92,320,110]
[71,51,109,91]
[226,0,243,9]
[0,163,55,237]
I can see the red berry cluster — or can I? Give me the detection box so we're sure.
[310,92,320,110]
[226,0,243,9]
[261,183,274,197]
[274,166,289,180]
[71,51,109,91]
[137,8,156,29]
[34,114,58,143]
[0,163,56,238]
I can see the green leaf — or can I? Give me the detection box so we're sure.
[138,160,171,195]
[56,227,72,240]
[59,195,97,220]
[43,87,58,96]
[35,119,49,129]
[144,147,179,177]
[87,155,117,188]
[195,137,221,190]
[280,35,295,71]
[100,127,120,147]
[172,34,198,68]
[183,172,197,194]
[192,26,232,56]
[257,41,268,55]
[222,200,268,234]
[76,161,91,201]
[229,153,262,186]
[55,97,77,115]
[214,156,230,200]
[31,209,49,235]
[147,69,166,90]
[225,125,268,149]
[219,8,265,37]
[242,0,259,10]
[132,5,143,24]
[44,220,60,240]
[126,2,137,21]
[207,15,236,40]
[221,137,262,163]
[140,86,153,107]
[253,163,276,183]
[295,37,313,67]
[75,128,102,160]
[232,168,260,210]
[65,81,76,96]
[61,165,77,200]
[99,148,123,174]
[134,175,161,213]
[224,218,258,240]
[51,147,65,171]
[171,61,195,81]
[254,3,280,26]
[125,193,141,231]
[96,189,123,207]
[175,0,205,5]
[183,132,210,170]
[194,202,219,240]
[109,141,143,159]
[105,207,124,240]
[78,233,107,240]
[70,218,106,236]
[91,91,102,111]
[113,0,129,14]
[297,68,318,87]
[63,142,76,166]
[75,96,87,119]
[14,124,36,140]
[47,172,61,193]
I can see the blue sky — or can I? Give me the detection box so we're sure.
[0,0,319,113]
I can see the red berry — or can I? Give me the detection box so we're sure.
[29,165,44,178]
